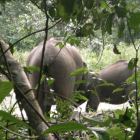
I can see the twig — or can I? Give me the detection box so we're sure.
[0,28,45,58]
[127,19,139,122]
[36,0,49,100]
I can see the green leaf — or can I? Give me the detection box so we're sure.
[74,39,81,46]
[49,7,55,18]
[118,29,124,38]
[126,72,136,84]
[73,80,90,85]
[0,110,35,132]
[0,80,13,104]
[107,127,125,139]
[115,6,127,18]
[128,58,138,71]
[129,12,140,28]
[113,88,125,93]
[57,0,76,21]
[82,23,93,37]
[83,116,113,127]
[96,83,114,87]
[70,39,75,46]
[134,24,139,36]
[84,0,94,9]
[47,77,55,86]
[75,93,89,101]
[55,42,64,49]
[70,67,88,76]
[118,18,125,30]
[90,90,98,96]
[35,74,46,90]
[88,127,110,140]
[26,66,40,72]
[63,31,67,38]
[105,13,115,35]
[115,109,125,119]
[41,121,89,135]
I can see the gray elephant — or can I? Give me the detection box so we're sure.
[82,60,138,111]
[26,38,84,115]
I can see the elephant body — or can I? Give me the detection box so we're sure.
[26,38,83,114]
[85,60,138,111]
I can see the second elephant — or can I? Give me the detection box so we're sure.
[83,60,138,111]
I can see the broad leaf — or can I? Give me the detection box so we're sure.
[118,18,125,31]
[41,121,89,135]
[113,88,125,93]
[128,58,138,71]
[96,83,114,87]
[90,90,98,96]
[115,109,125,119]
[70,67,88,76]
[105,13,115,35]
[83,116,113,127]
[0,80,13,104]
[26,66,40,72]
[57,0,76,21]
[118,29,124,39]
[47,77,55,86]
[129,12,140,28]
[35,74,46,90]
[49,7,55,18]
[0,110,35,132]
[115,7,127,18]
[73,80,90,85]
[134,24,139,36]
[55,42,63,49]
[75,93,88,101]
[88,127,110,140]
[108,127,125,139]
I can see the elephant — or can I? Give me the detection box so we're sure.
[82,60,138,111]
[26,38,84,115]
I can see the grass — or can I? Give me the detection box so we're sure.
[13,50,29,66]
[79,42,140,72]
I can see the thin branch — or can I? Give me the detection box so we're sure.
[0,28,45,58]
[127,19,136,50]
[0,19,61,59]
[30,0,45,13]
[36,0,49,100]
[127,19,139,122]
[0,124,39,139]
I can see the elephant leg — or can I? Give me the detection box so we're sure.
[86,92,100,112]
[44,105,51,117]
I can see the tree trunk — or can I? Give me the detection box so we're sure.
[0,37,53,140]
[131,120,140,140]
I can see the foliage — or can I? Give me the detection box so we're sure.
[1,0,140,139]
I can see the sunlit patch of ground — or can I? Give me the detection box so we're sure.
[75,101,131,112]
[0,92,131,119]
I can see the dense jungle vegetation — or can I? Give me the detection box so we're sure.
[0,0,140,140]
